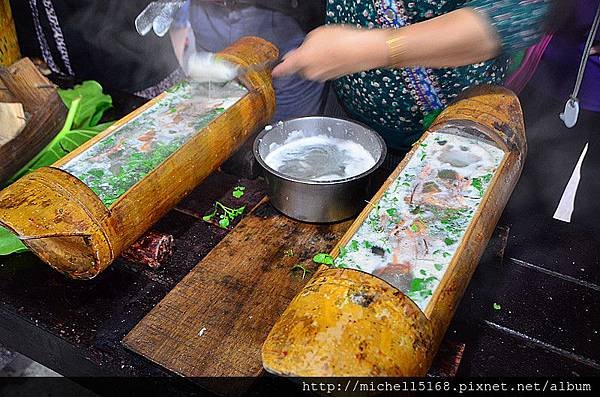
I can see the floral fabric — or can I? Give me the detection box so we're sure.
[327,0,551,149]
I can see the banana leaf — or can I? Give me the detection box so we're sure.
[58,80,112,129]
[0,226,28,256]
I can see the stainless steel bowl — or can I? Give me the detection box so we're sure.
[253,116,387,223]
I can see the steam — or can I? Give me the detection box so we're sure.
[184,52,239,83]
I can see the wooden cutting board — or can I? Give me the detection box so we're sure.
[123,199,352,379]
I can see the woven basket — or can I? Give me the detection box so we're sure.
[0,0,21,67]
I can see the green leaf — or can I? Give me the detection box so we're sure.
[218,216,230,229]
[444,237,456,246]
[58,81,112,129]
[5,91,114,186]
[313,253,334,266]
[0,226,28,255]
[291,264,311,280]
[493,302,502,311]
[434,263,443,271]
[232,186,245,199]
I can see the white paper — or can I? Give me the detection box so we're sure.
[553,143,589,223]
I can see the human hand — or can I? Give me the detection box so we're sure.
[272,25,390,82]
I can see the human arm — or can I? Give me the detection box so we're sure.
[273,0,551,81]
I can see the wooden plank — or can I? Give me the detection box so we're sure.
[123,199,352,378]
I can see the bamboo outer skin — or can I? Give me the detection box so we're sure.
[0,37,278,280]
[262,85,526,377]
[0,0,20,67]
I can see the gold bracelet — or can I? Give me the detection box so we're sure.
[386,30,406,68]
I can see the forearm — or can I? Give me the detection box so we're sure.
[386,8,501,68]
[272,9,502,80]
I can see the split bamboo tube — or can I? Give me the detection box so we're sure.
[262,86,526,376]
[0,37,277,279]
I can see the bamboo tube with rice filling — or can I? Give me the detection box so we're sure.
[262,85,526,376]
[0,36,278,280]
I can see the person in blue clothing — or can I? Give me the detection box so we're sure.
[171,0,326,122]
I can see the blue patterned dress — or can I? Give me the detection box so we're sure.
[328,0,551,149]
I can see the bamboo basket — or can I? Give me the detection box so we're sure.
[0,0,20,67]
[262,85,526,376]
[0,37,277,280]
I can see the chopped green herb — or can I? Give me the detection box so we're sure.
[434,263,444,271]
[291,264,311,280]
[444,237,456,246]
[363,240,373,249]
[410,205,423,215]
[472,173,493,197]
[338,246,348,259]
[218,216,230,229]
[313,253,334,266]
[493,303,502,310]
[349,240,359,251]
[232,185,246,199]
[202,201,246,229]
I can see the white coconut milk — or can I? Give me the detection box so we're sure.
[264,134,376,181]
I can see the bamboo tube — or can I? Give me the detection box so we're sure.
[262,85,526,376]
[0,37,278,279]
[0,0,21,67]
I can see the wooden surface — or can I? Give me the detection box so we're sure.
[123,199,353,379]
[0,58,66,183]
[0,37,278,279]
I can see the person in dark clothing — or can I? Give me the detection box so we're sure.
[10,0,183,98]
[172,0,326,121]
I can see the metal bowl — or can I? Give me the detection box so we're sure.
[253,116,387,223]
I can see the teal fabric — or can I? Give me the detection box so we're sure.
[470,0,551,52]
[327,0,551,150]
